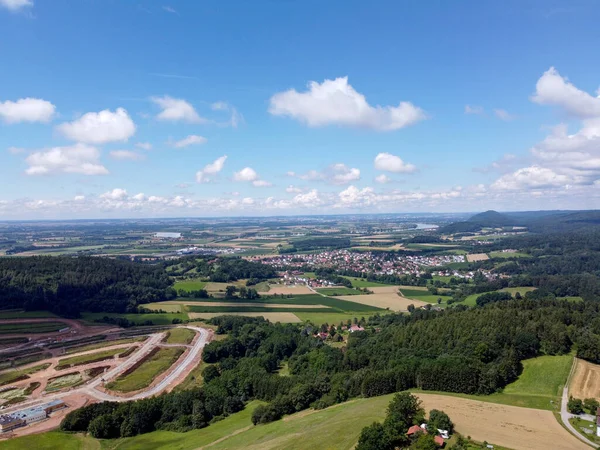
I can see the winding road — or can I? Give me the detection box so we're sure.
[1,326,210,414]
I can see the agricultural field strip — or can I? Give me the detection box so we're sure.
[166,301,330,309]
[188,312,302,323]
[187,305,332,313]
[169,294,382,312]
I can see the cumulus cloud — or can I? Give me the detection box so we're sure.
[136,142,152,150]
[109,150,145,161]
[374,152,416,173]
[252,180,272,187]
[290,163,360,185]
[233,167,272,187]
[490,70,600,192]
[151,96,205,123]
[234,167,258,182]
[56,108,136,144]
[494,109,515,121]
[269,77,426,131]
[286,185,303,193]
[196,155,227,183]
[0,0,33,11]
[464,105,484,115]
[172,135,207,148]
[25,143,108,176]
[101,188,128,200]
[531,67,600,118]
[0,98,55,124]
[491,166,571,191]
[375,174,391,184]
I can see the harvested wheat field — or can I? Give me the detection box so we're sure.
[267,285,314,295]
[339,286,427,311]
[570,358,600,400]
[188,312,301,323]
[415,393,588,450]
[467,253,490,262]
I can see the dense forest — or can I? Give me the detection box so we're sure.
[62,297,600,439]
[165,256,276,282]
[0,256,174,316]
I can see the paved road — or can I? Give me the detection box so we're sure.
[2,326,209,413]
[560,360,597,448]
[87,326,208,401]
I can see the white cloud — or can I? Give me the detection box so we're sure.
[491,166,570,191]
[109,150,145,161]
[196,155,227,183]
[531,67,600,118]
[330,163,360,184]
[286,185,302,193]
[338,185,376,206]
[374,152,416,173]
[0,98,55,124]
[101,188,128,200]
[290,163,360,185]
[375,174,391,184]
[0,0,32,11]
[162,5,177,13]
[136,142,152,150]
[465,105,484,115]
[151,96,205,123]
[210,101,242,128]
[74,195,85,202]
[57,108,136,144]
[172,135,207,148]
[242,197,254,205]
[25,143,108,176]
[252,180,272,187]
[233,167,272,187]
[269,76,426,131]
[494,109,515,121]
[292,189,322,206]
[8,146,25,154]
[234,167,259,182]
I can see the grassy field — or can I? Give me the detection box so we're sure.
[64,337,145,355]
[0,310,57,319]
[81,312,188,325]
[342,277,391,288]
[412,354,573,411]
[0,431,100,450]
[489,251,531,258]
[178,294,382,313]
[399,287,451,304]
[316,287,361,296]
[45,372,83,392]
[295,311,386,326]
[560,296,584,302]
[164,328,195,344]
[106,347,184,392]
[173,279,207,292]
[187,305,335,314]
[0,363,50,386]
[142,303,182,313]
[500,286,537,296]
[57,347,130,370]
[0,321,66,334]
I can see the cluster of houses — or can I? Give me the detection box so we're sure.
[0,400,66,433]
[258,250,466,278]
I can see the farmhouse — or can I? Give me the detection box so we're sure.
[349,325,365,332]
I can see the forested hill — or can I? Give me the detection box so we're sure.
[440,209,600,233]
[0,256,174,316]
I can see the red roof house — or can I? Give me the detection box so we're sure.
[407,425,425,436]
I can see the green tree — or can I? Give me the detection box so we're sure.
[225,285,237,298]
[384,392,424,442]
[584,398,599,415]
[427,409,454,434]
[568,396,584,414]
[356,422,393,450]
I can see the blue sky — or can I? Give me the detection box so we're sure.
[1,0,600,218]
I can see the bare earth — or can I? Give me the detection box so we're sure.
[416,393,589,450]
[467,253,490,262]
[339,286,427,311]
[189,312,302,323]
[267,285,314,295]
[569,358,600,400]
